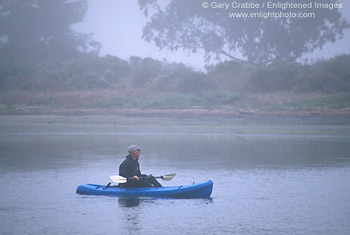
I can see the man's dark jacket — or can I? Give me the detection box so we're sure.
[118,154,162,188]
[119,154,142,178]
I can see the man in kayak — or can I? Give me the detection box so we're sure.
[119,144,162,188]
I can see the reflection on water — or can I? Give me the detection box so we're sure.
[117,197,213,209]
[1,127,350,234]
[118,198,141,208]
[1,132,350,172]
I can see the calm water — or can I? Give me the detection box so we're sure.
[1,127,350,234]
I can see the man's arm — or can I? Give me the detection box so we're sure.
[119,162,140,180]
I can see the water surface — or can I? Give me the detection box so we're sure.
[1,126,350,234]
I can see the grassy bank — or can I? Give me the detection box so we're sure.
[0,90,349,115]
[1,114,350,138]
[266,93,350,112]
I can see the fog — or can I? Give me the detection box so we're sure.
[74,0,206,69]
[1,2,350,234]
[1,0,350,108]
[75,0,350,69]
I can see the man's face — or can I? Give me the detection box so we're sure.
[131,150,141,160]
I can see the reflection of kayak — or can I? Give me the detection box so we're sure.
[76,180,213,198]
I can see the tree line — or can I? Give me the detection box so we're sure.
[0,0,349,94]
[1,53,349,94]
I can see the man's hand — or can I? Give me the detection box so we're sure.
[133,175,140,181]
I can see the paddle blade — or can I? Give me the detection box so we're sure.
[161,173,176,181]
[110,175,127,184]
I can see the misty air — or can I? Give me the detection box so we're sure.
[1,0,350,234]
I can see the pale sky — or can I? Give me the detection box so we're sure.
[75,0,350,70]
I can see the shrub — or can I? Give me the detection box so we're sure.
[206,60,249,92]
[244,62,301,92]
[128,56,163,88]
[0,68,29,90]
[294,54,350,93]
[35,55,130,90]
[150,62,213,93]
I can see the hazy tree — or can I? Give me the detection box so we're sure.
[0,0,100,71]
[138,0,349,64]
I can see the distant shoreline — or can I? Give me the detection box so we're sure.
[1,91,349,126]
[0,108,349,126]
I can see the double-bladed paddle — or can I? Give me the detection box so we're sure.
[110,173,176,184]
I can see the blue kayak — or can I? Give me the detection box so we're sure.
[76,180,213,199]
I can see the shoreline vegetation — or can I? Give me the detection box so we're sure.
[0,91,349,128]
[1,113,350,138]
[1,55,349,127]
[0,90,349,116]
[1,1,349,133]
[1,90,349,136]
